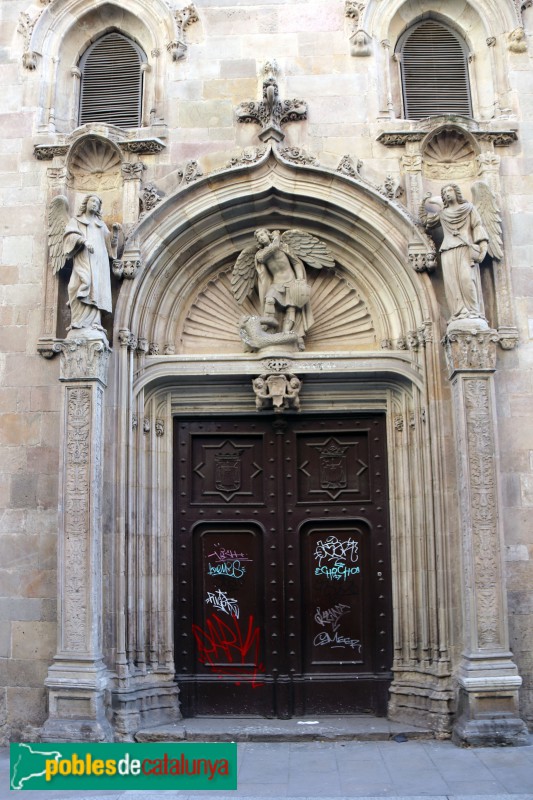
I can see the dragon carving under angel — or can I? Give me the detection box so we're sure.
[231,228,335,351]
[48,194,120,343]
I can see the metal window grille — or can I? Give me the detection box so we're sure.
[399,20,472,120]
[79,32,144,128]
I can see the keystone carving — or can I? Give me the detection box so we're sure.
[253,373,302,412]
[236,62,307,143]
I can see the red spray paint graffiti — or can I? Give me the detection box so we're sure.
[192,613,265,688]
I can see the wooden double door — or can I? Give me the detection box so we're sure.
[173,414,392,718]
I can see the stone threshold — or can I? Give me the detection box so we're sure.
[135,715,435,743]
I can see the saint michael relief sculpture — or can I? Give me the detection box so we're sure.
[231,228,335,352]
[420,182,503,334]
[48,194,120,344]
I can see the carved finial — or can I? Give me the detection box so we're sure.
[236,63,307,143]
[18,10,41,70]
[168,4,199,60]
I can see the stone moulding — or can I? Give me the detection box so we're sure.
[34,137,166,161]
[378,130,518,148]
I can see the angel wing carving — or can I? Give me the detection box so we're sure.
[231,244,259,305]
[48,195,70,275]
[279,229,335,270]
[231,228,335,306]
[471,181,503,261]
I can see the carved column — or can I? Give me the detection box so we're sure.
[445,331,528,746]
[42,340,113,742]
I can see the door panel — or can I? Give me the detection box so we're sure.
[174,415,392,718]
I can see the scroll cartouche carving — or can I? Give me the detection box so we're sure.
[253,373,301,412]
[49,195,120,344]
[232,228,335,352]
[421,183,501,334]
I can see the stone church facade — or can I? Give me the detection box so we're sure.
[1,0,532,746]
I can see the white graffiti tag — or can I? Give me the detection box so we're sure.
[314,603,350,632]
[313,535,359,566]
[205,589,240,618]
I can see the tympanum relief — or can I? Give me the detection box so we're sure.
[231,228,336,353]
[180,266,375,355]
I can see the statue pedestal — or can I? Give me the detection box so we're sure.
[41,340,113,742]
[445,330,528,746]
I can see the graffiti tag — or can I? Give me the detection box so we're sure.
[206,589,240,618]
[207,560,246,579]
[315,561,360,581]
[314,535,359,566]
[207,546,252,563]
[313,630,362,651]
[192,613,264,687]
[314,603,350,632]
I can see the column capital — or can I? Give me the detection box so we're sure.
[59,339,111,385]
[443,329,499,377]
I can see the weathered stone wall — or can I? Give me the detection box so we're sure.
[0,0,532,743]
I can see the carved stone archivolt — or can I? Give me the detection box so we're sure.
[180,267,376,355]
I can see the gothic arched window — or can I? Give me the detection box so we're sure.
[79,32,145,128]
[397,20,473,120]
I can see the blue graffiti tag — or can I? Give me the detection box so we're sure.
[315,560,360,581]
[207,560,246,579]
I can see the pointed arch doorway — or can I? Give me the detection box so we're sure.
[173,412,393,718]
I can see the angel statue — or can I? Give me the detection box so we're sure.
[231,228,335,351]
[49,194,120,342]
[420,182,502,333]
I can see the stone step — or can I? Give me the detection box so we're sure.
[135,716,435,743]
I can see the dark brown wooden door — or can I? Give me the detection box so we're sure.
[174,415,392,718]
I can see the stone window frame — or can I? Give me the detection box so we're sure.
[23,0,176,136]
[77,30,148,130]
[395,18,473,121]
[361,0,521,121]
